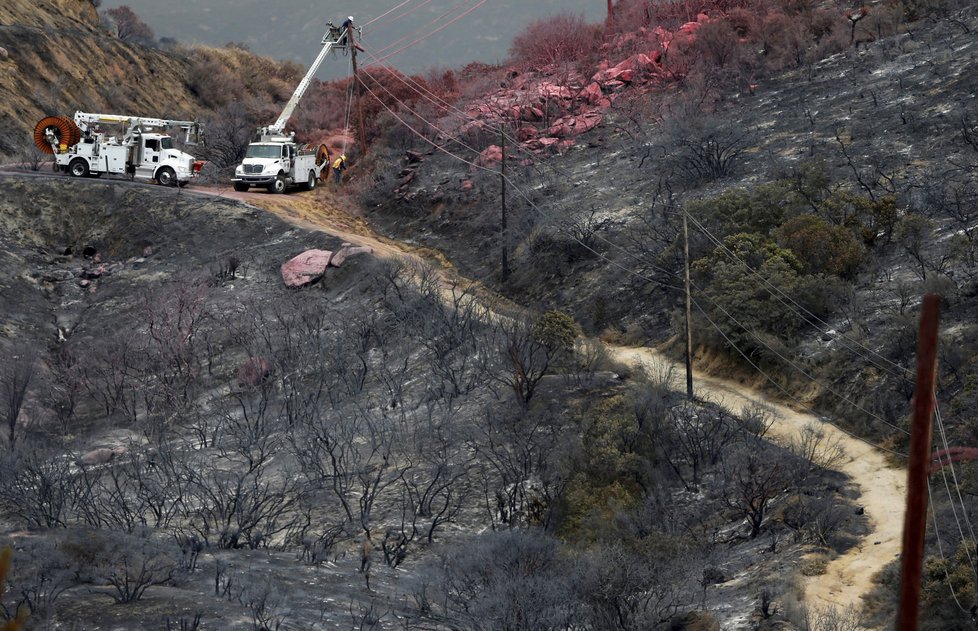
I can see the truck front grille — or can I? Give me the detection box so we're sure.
[243,164,263,174]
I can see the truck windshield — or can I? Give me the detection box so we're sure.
[161,137,173,150]
[246,145,280,159]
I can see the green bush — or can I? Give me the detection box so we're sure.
[775,214,865,278]
[693,233,807,357]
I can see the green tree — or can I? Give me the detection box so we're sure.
[775,214,865,278]
[693,233,841,363]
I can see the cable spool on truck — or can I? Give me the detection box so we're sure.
[232,17,359,193]
[33,112,204,186]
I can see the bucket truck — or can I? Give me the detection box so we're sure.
[232,18,358,193]
[33,112,204,186]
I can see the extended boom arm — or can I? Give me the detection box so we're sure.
[264,21,353,137]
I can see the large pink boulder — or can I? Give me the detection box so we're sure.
[76,446,127,467]
[581,82,603,105]
[330,244,373,267]
[281,249,332,287]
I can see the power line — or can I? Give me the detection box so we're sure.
[358,45,557,167]
[679,205,978,561]
[682,209,912,382]
[353,55,919,454]
[365,0,436,34]
[928,481,970,612]
[368,0,487,65]
[363,0,415,29]
[350,35,978,607]
[933,403,978,580]
[690,295,907,458]
[355,72,683,292]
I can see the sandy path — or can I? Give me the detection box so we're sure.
[211,184,909,621]
[196,186,447,264]
[0,170,907,622]
[613,348,905,619]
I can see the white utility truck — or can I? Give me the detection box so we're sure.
[33,112,203,186]
[232,18,357,193]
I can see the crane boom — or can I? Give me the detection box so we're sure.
[267,26,347,136]
[73,111,202,144]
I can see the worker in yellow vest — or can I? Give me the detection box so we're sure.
[332,154,347,184]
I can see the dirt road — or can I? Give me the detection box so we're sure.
[1,169,906,621]
[196,185,454,265]
[615,348,905,617]
[184,182,914,620]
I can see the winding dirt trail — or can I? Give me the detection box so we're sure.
[203,183,909,620]
[615,348,906,617]
[0,171,908,621]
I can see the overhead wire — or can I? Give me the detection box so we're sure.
[357,43,586,182]
[365,0,436,34]
[680,205,978,562]
[351,72,978,605]
[355,72,913,457]
[683,266,911,438]
[367,0,488,66]
[362,0,487,61]
[928,480,970,612]
[689,294,907,457]
[358,49,583,195]
[350,6,978,603]
[355,68,921,444]
[355,72,684,292]
[682,208,912,382]
[362,0,415,29]
[933,403,978,583]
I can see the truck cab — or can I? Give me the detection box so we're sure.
[128,132,198,185]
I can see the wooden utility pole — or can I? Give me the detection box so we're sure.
[682,211,694,400]
[896,293,941,631]
[348,22,368,157]
[500,128,509,282]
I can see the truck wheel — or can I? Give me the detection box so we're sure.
[305,171,317,191]
[268,175,286,194]
[233,182,250,192]
[157,167,177,187]
[68,159,89,178]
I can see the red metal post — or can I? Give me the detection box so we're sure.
[896,293,941,631]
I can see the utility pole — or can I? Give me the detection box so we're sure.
[896,293,941,631]
[682,211,694,400]
[500,128,509,283]
[349,21,368,157]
